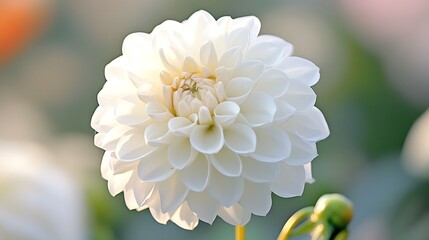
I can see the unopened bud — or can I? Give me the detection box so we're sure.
[312,193,353,230]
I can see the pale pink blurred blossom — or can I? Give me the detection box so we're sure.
[338,0,429,106]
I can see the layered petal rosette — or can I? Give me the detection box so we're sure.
[91,10,329,230]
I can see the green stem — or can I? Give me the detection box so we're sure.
[277,207,314,240]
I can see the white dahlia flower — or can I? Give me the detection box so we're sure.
[91,10,329,230]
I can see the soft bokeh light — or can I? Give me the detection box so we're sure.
[0,0,53,64]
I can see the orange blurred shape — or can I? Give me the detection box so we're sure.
[0,0,50,64]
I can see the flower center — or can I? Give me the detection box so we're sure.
[170,72,220,118]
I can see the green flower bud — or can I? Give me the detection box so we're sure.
[312,194,353,230]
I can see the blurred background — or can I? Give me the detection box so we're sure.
[1,0,428,239]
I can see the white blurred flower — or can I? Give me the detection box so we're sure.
[403,109,429,178]
[91,10,329,229]
[0,140,87,240]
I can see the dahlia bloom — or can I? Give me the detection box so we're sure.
[91,10,329,230]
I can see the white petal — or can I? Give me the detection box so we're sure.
[274,99,296,123]
[219,46,242,68]
[144,123,171,146]
[254,35,293,57]
[225,28,250,51]
[255,69,290,98]
[200,41,218,70]
[186,191,219,224]
[214,82,226,102]
[270,164,306,198]
[115,95,150,126]
[209,147,242,177]
[279,56,320,86]
[94,133,105,149]
[225,77,253,104]
[240,91,276,127]
[161,85,175,114]
[205,19,228,53]
[245,36,289,65]
[101,126,131,151]
[137,204,149,212]
[182,56,199,73]
[283,133,317,166]
[159,47,181,74]
[108,171,133,196]
[168,137,197,169]
[160,70,174,85]
[171,203,199,230]
[190,123,224,154]
[177,100,192,118]
[104,56,131,82]
[218,203,251,226]
[100,58,136,106]
[224,124,256,154]
[146,102,174,120]
[251,126,291,162]
[201,91,218,113]
[281,80,316,111]
[127,71,146,88]
[153,20,183,41]
[98,82,133,109]
[239,181,272,216]
[190,99,203,114]
[241,156,281,183]
[215,66,229,83]
[214,101,240,126]
[283,107,330,141]
[159,173,189,213]
[184,10,215,46]
[124,187,139,210]
[91,106,106,131]
[126,173,155,206]
[201,65,215,78]
[116,130,156,161]
[149,207,171,225]
[137,146,175,182]
[207,169,244,207]
[97,109,116,131]
[230,60,264,80]
[231,16,261,41]
[197,106,213,125]
[122,32,152,64]
[147,192,172,224]
[101,151,114,180]
[181,153,210,192]
[168,116,197,136]
[111,157,139,175]
[304,163,315,184]
[137,83,161,103]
